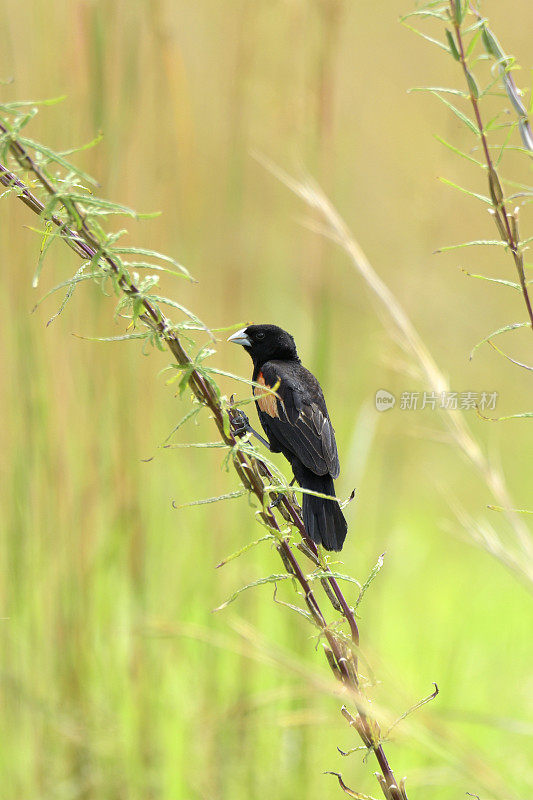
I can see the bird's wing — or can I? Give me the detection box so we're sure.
[254,363,340,478]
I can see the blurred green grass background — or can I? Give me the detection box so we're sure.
[1,1,532,798]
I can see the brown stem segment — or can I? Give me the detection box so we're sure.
[0,129,405,799]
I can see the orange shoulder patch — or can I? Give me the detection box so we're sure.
[253,372,278,417]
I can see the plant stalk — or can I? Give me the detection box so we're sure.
[0,129,406,798]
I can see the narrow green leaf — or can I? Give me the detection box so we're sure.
[496,122,518,167]
[460,269,520,291]
[33,221,56,287]
[12,108,39,134]
[400,9,449,22]
[85,207,160,220]
[384,683,439,739]
[0,95,66,110]
[488,505,533,514]
[216,534,274,569]
[401,23,451,52]
[481,26,504,60]
[452,0,461,24]
[355,553,385,610]
[57,191,143,217]
[479,410,533,422]
[308,571,361,588]
[463,16,487,36]
[204,367,281,396]
[445,30,460,62]
[46,263,88,326]
[58,131,104,158]
[470,322,530,359]
[436,239,504,253]
[484,113,508,132]
[122,260,186,278]
[213,574,292,612]
[163,440,228,449]
[173,488,248,511]
[438,176,491,204]
[72,332,150,343]
[409,86,466,97]
[147,294,213,338]
[272,590,314,624]
[221,406,231,439]
[478,74,503,99]
[465,27,483,59]
[18,136,97,185]
[111,246,193,280]
[163,406,203,444]
[228,442,287,484]
[466,70,480,99]
[428,90,479,134]
[0,185,17,201]
[275,485,338,502]
[434,135,484,166]
[211,322,249,334]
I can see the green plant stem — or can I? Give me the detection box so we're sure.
[449,0,533,330]
[0,130,407,799]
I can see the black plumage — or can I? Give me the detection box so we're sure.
[228,324,348,551]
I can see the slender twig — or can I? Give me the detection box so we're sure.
[0,129,406,799]
[448,0,533,329]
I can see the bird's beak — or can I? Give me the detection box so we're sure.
[227,328,251,347]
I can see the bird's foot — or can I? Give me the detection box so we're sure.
[229,396,273,451]
[229,403,252,438]
[269,477,296,509]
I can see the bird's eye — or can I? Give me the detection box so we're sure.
[256,332,265,340]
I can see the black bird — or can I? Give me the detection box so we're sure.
[228,324,347,551]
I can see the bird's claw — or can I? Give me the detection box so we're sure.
[269,475,296,508]
[230,407,251,437]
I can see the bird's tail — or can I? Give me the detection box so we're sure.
[299,471,347,552]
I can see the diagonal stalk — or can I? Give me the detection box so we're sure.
[0,129,406,799]
[449,0,533,330]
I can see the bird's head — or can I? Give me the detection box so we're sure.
[228,324,298,365]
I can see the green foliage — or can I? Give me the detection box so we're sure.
[404,0,533,394]
[214,574,295,613]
